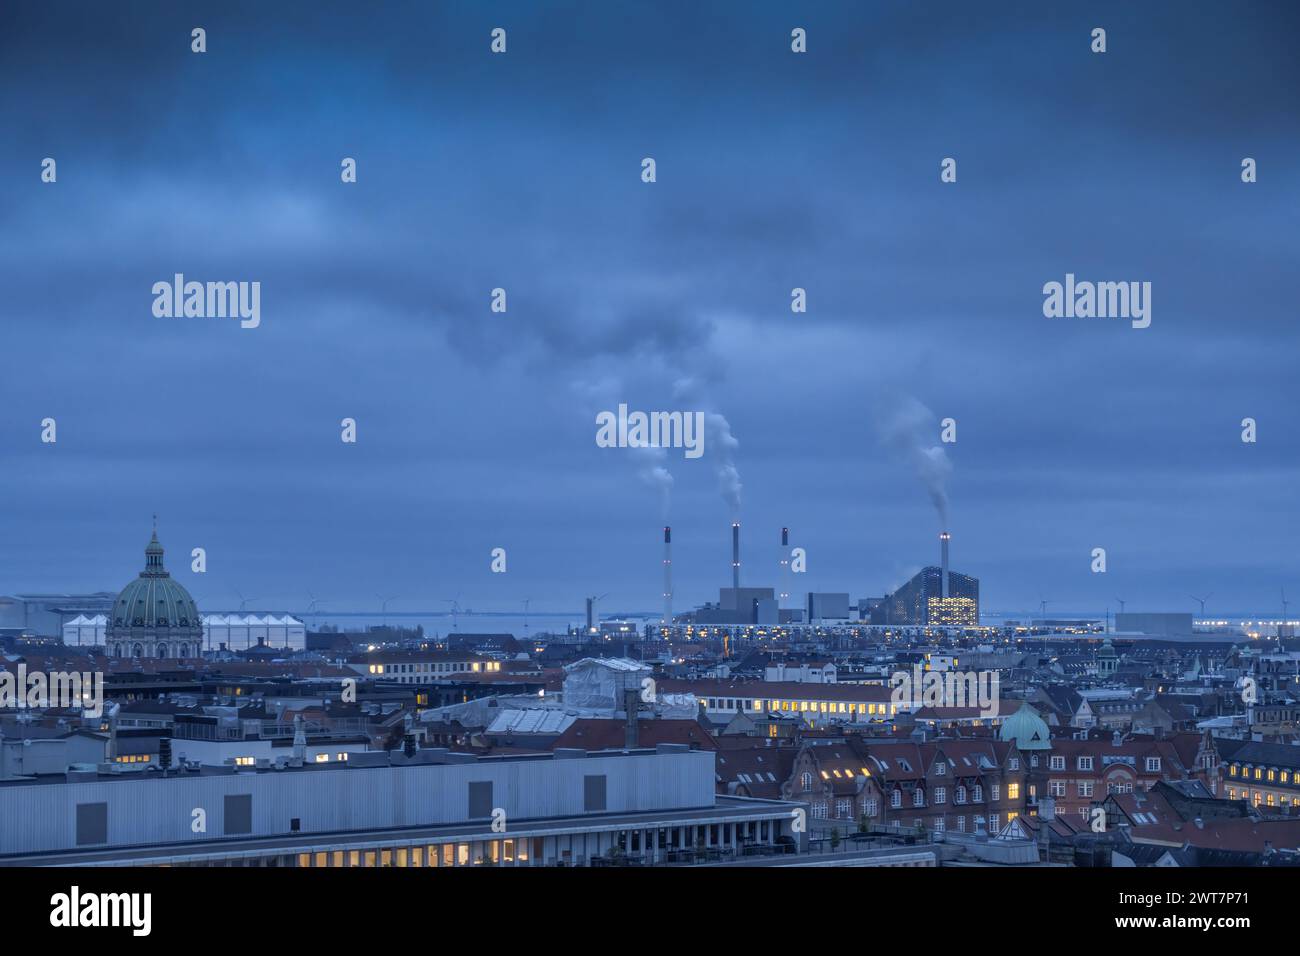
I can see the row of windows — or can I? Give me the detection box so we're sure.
[1227,787,1300,807]
[869,813,1018,833]
[367,661,500,676]
[1228,764,1300,786]
[298,840,529,867]
[882,783,1014,808]
[231,753,351,767]
[1041,755,1161,773]
[702,698,895,716]
[1047,780,1135,797]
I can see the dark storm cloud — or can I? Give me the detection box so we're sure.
[1,0,1297,617]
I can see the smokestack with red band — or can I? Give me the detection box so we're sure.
[940,531,950,599]
[732,522,741,590]
[663,526,672,626]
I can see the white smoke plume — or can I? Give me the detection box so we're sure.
[631,444,674,518]
[673,377,743,514]
[574,375,674,517]
[705,412,742,514]
[875,395,952,527]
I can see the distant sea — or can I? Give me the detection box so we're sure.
[299,610,656,639]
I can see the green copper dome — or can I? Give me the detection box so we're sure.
[998,702,1052,751]
[106,524,203,658]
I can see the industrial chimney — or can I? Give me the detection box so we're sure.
[663,526,673,627]
[940,531,951,599]
[779,527,790,609]
[732,522,741,590]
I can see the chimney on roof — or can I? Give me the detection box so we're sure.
[403,712,416,757]
[623,687,640,749]
[291,712,306,766]
[105,701,119,761]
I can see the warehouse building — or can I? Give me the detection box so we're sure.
[0,745,805,867]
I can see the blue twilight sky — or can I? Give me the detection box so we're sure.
[1,0,1298,619]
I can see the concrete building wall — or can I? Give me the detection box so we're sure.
[0,748,716,856]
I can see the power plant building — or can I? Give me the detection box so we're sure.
[882,533,979,626]
[807,592,851,621]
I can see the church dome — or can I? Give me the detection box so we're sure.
[998,702,1052,750]
[106,525,202,658]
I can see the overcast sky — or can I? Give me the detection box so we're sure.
[1,0,1297,619]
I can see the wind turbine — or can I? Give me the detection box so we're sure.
[521,598,532,638]
[306,593,327,628]
[231,587,261,613]
[443,598,462,633]
[1190,593,1212,616]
